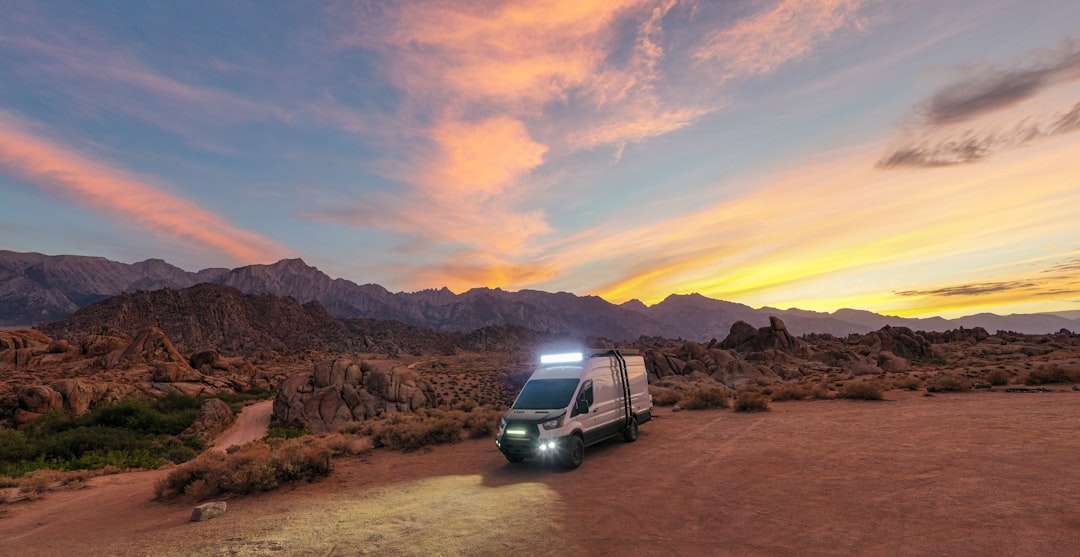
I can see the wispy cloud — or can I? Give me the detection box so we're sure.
[695,0,866,75]
[879,37,1080,169]
[0,113,288,264]
[918,38,1080,126]
[896,281,1038,297]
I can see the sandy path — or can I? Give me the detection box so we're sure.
[1,390,1078,556]
[208,399,274,452]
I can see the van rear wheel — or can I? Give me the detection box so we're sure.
[623,417,638,442]
[563,435,584,469]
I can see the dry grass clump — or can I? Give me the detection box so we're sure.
[768,383,812,402]
[733,388,769,412]
[361,406,505,450]
[891,375,923,391]
[2,465,122,502]
[154,437,332,500]
[649,387,682,407]
[983,369,1011,386]
[839,380,884,400]
[1023,364,1080,385]
[679,386,731,410]
[926,374,971,392]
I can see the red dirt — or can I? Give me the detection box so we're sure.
[207,400,274,452]
[1,390,1078,556]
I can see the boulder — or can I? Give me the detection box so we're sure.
[151,362,204,383]
[877,351,910,373]
[52,379,95,416]
[191,501,227,522]
[189,350,221,371]
[183,398,235,440]
[117,327,186,366]
[18,385,63,414]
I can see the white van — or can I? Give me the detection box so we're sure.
[496,349,652,469]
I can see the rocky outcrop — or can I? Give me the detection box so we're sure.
[117,327,187,366]
[859,326,936,362]
[183,398,235,441]
[720,317,809,356]
[13,380,134,425]
[273,359,434,433]
[643,341,781,388]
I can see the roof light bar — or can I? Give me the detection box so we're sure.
[540,352,583,364]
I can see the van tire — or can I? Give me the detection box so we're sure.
[505,454,525,463]
[623,417,638,442]
[563,435,585,469]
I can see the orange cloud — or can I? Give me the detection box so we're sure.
[426,116,547,200]
[695,0,865,75]
[0,114,288,264]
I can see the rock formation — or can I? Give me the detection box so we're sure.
[273,358,434,433]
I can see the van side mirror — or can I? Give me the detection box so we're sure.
[576,398,590,415]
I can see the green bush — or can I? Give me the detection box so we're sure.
[840,380,884,400]
[266,420,311,440]
[0,395,206,477]
[679,386,731,410]
[734,389,769,412]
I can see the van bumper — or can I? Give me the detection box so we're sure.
[496,434,568,460]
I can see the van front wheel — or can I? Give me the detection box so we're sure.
[505,454,525,463]
[563,435,584,469]
[623,418,638,442]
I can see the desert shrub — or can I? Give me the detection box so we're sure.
[155,438,332,500]
[915,358,948,366]
[840,380,884,400]
[734,389,769,412]
[366,411,464,451]
[649,387,682,406]
[679,386,731,410]
[213,389,274,413]
[984,369,1011,386]
[891,376,923,391]
[1023,364,1080,385]
[926,374,971,392]
[769,383,811,402]
[462,406,503,438]
[266,419,311,440]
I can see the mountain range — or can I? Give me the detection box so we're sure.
[2,250,1078,338]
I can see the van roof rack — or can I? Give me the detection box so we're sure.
[585,348,640,357]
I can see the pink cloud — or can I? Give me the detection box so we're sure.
[0,113,289,264]
[695,0,865,75]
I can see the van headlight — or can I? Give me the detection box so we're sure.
[541,416,564,430]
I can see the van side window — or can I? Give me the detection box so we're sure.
[579,380,594,406]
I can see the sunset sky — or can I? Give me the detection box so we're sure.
[2,0,1079,318]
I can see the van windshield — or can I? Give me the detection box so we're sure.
[513,378,580,410]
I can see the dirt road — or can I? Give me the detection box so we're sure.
[208,399,274,452]
[1,390,1078,556]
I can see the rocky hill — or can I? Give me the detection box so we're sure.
[4,250,1079,337]
[0,250,227,325]
[37,284,354,355]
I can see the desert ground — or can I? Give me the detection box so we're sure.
[1,389,1077,556]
